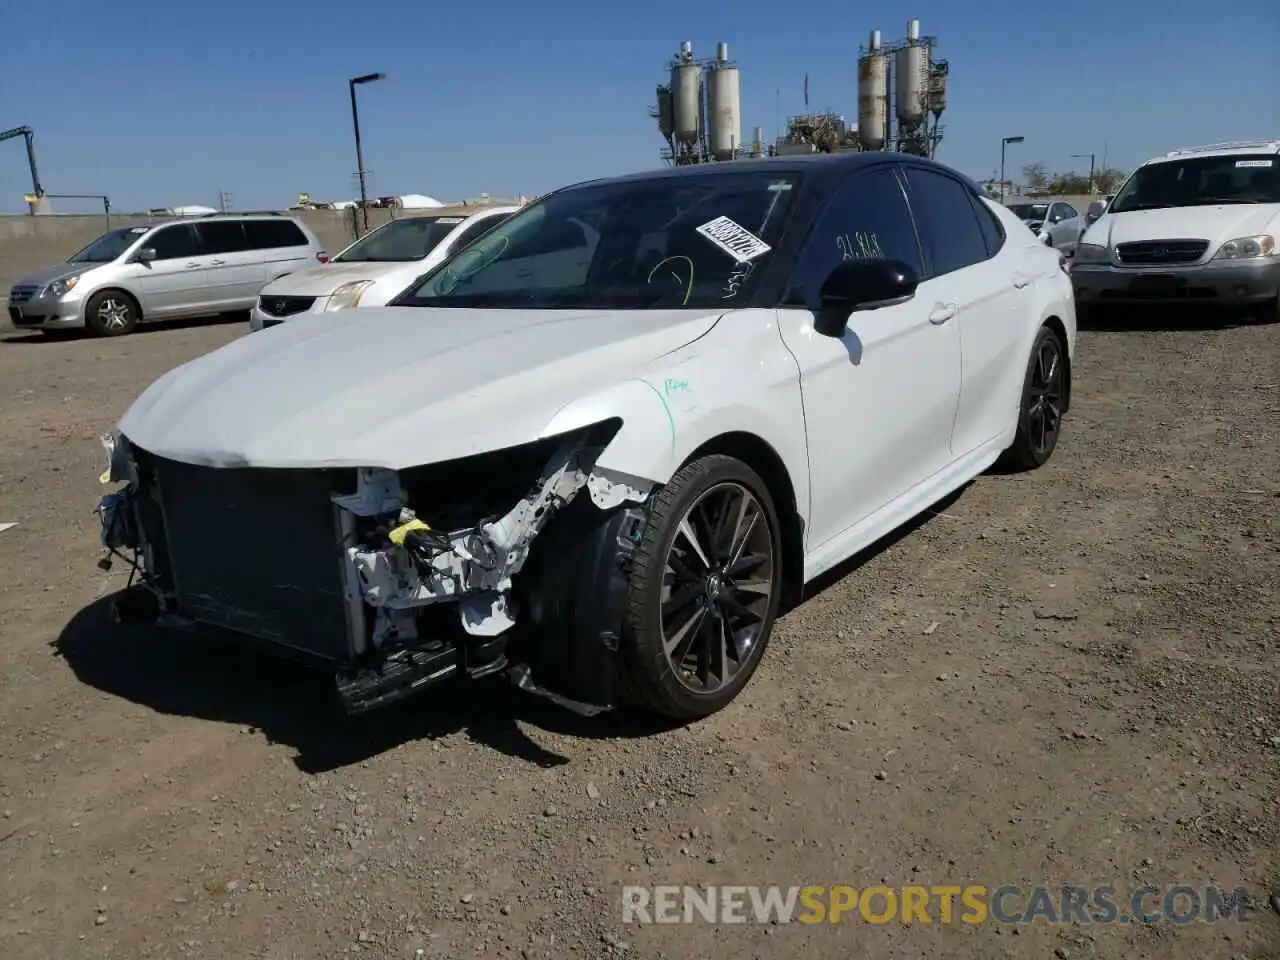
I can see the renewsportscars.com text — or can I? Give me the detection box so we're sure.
[621,884,1251,926]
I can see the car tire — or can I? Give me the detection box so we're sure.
[617,454,784,720]
[84,290,140,337]
[999,324,1068,471]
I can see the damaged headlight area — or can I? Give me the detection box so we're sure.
[93,421,655,716]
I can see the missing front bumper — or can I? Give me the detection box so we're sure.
[93,426,653,716]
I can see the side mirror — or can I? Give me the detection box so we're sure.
[135,247,157,264]
[813,259,919,337]
[1085,201,1106,225]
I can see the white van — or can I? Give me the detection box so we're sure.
[1071,140,1279,322]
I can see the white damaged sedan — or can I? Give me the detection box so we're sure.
[96,153,1075,721]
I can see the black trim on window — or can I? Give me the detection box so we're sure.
[968,191,1006,259]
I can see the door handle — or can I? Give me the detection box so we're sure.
[1013,272,1032,289]
[210,259,227,266]
[184,262,202,269]
[928,302,957,325]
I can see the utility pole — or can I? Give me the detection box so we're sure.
[1071,154,1096,195]
[217,189,231,212]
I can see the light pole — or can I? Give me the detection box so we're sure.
[1072,153,1096,195]
[993,136,1024,203]
[998,134,1029,203]
[348,72,385,233]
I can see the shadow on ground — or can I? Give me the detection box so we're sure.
[50,596,686,774]
[52,484,972,774]
[2,311,249,344]
[798,485,967,601]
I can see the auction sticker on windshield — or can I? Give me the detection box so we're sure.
[1235,159,1273,168]
[696,216,772,263]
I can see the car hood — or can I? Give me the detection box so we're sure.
[12,261,96,289]
[118,306,723,469]
[259,260,420,296]
[1084,204,1278,249]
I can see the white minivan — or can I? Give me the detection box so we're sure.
[249,205,519,330]
[1071,140,1279,322]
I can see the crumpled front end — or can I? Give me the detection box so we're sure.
[94,423,653,715]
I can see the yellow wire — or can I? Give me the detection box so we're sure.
[646,255,695,306]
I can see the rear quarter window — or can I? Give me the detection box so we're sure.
[244,219,309,249]
[970,196,1006,258]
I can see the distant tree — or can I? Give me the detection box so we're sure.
[1094,167,1126,193]
[1022,161,1049,193]
[1049,171,1091,195]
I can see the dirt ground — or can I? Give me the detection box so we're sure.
[0,310,1276,960]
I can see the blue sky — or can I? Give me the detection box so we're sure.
[2,0,1276,213]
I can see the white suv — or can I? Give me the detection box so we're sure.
[249,205,518,331]
[1071,140,1280,322]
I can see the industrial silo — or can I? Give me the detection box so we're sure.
[928,61,949,119]
[671,43,703,146]
[655,86,675,141]
[857,30,887,150]
[894,19,927,129]
[706,43,741,160]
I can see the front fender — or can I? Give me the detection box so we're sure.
[538,326,810,524]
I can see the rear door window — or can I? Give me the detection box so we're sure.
[196,221,251,255]
[244,219,309,249]
[902,168,992,278]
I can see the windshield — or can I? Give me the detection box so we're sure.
[395,170,802,310]
[1110,154,1279,213]
[67,226,148,263]
[1011,203,1049,222]
[335,216,464,262]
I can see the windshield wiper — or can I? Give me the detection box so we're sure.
[1188,197,1260,205]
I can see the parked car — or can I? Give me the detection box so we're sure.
[1072,139,1280,321]
[248,206,518,330]
[7,214,327,337]
[95,152,1075,722]
[1009,200,1086,254]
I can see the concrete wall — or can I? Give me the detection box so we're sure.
[0,206,495,291]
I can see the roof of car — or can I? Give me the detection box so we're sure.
[1148,140,1280,164]
[560,151,986,196]
[194,212,303,221]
